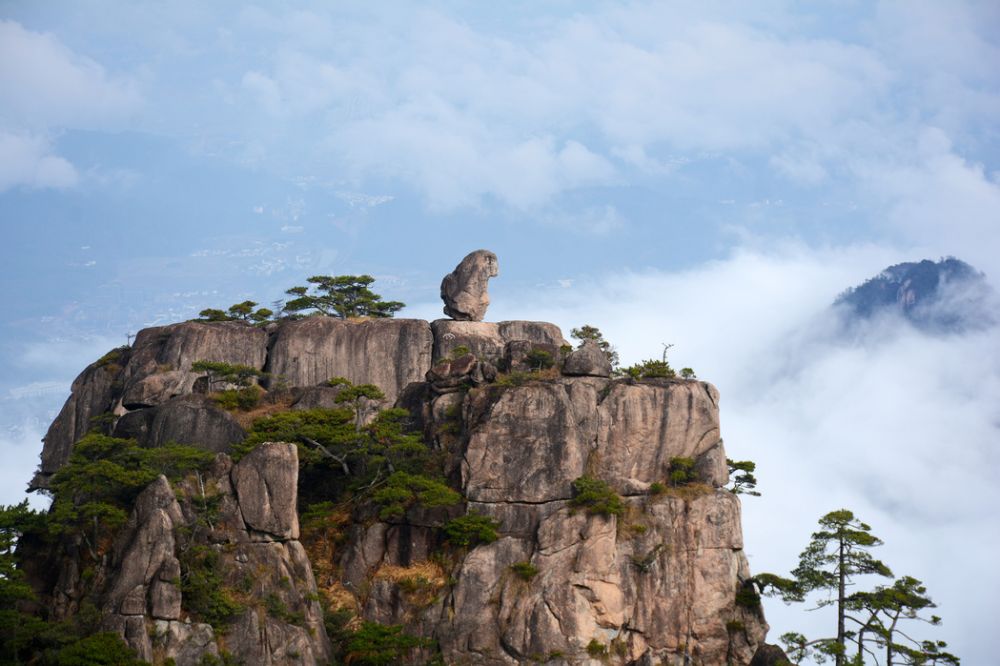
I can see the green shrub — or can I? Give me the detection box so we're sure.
[450,345,471,359]
[735,580,762,610]
[668,457,697,486]
[680,367,697,379]
[179,545,243,629]
[525,348,555,370]
[55,632,149,665]
[570,476,625,517]
[586,638,608,657]
[444,513,501,547]
[342,622,431,665]
[510,561,539,581]
[648,482,666,495]
[264,592,305,627]
[372,471,462,520]
[622,359,675,379]
[211,385,262,411]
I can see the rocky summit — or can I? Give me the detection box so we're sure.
[22,255,774,665]
[834,257,995,333]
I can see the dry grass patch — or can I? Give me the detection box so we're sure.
[233,392,295,429]
[373,561,449,608]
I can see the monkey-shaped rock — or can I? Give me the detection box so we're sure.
[440,249,499,321]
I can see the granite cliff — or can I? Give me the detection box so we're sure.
[23,252,773,665]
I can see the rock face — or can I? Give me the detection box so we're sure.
[339,375,767,665]
[441,249,499,321]
[432,319,567,363]
[112,395,245,453]
[266,317,432,403]
[121,322,268,409]
[82,444,329,665]
[32,350,126,489]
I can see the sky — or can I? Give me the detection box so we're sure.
[1,1,999,662]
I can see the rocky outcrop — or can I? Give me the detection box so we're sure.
[80,444,329,665]
[441,249,499,321]
[112,395,245,453]
[31,349,127,489]
[121,321,268,409]
[432,319,567,363]
[340,376,767,665]
[266,317,432,403]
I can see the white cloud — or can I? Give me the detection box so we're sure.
[0,20,141,129]
[0,132,78,192]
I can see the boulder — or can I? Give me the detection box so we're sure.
[440,249,499,321]
[113,395,245,453]
[752,643,793,665]
[562,340,613,377]
[231,442,300,541]
[502,340,561,373]
[266,317,432,403]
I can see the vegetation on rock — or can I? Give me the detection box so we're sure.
[570,476,625,517]
[284,275,404,319]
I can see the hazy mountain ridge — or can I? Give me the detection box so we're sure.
[834,257,995,333]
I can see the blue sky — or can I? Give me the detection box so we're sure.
[2,1,999,662]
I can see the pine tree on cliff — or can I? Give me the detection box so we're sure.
[777,509,893,665]
[284,275,405,319]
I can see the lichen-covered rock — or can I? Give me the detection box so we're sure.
[121,321,267,409]
[231,442,300,541]
[440,249,499,321]
[562,339,613,377]
[266,317,432,403]
[112,394,245,453]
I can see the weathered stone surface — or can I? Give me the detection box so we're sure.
[290,385,345,410]
[503,339,562,373]
[113,394,245,453]
[562,339,613,377]
[121,321,267,409]
[31,352,123,489]
[231,442,300,540]
[431,319,568,363]
[266,317,432,403]
[596,380,728,493]
[440,249,499,321]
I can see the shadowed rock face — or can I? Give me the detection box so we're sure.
[32,352,125,489]
[441,249,499,321]
[112,395,245,453]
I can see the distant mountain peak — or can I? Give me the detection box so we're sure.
[834,257,994,333]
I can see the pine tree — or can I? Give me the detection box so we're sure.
[284,275,404,319]
[791,509,893,665]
